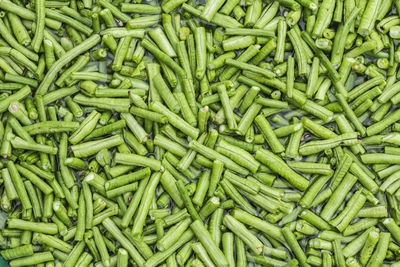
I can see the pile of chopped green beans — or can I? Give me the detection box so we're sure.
[4,0,400,266]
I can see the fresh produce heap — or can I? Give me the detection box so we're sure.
[1,0,400,266]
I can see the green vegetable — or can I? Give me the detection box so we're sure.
[2,0,400,266]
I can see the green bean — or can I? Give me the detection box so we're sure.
[358,0,381,36]
[8,218,57,235]
[7,13,31,47]
[0,1,61,30]
[0,18,38,62]
[182,3,243,29]
[190,219,228,267]
[36,35,100,95]
[121,4,161,14]
[9,252,54,267]
[150,101,199,139]
[255,148,309,191]
[31,0,45,52]
[141,39,186,78]
[255,115,285,153]
[366,232,391,267]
